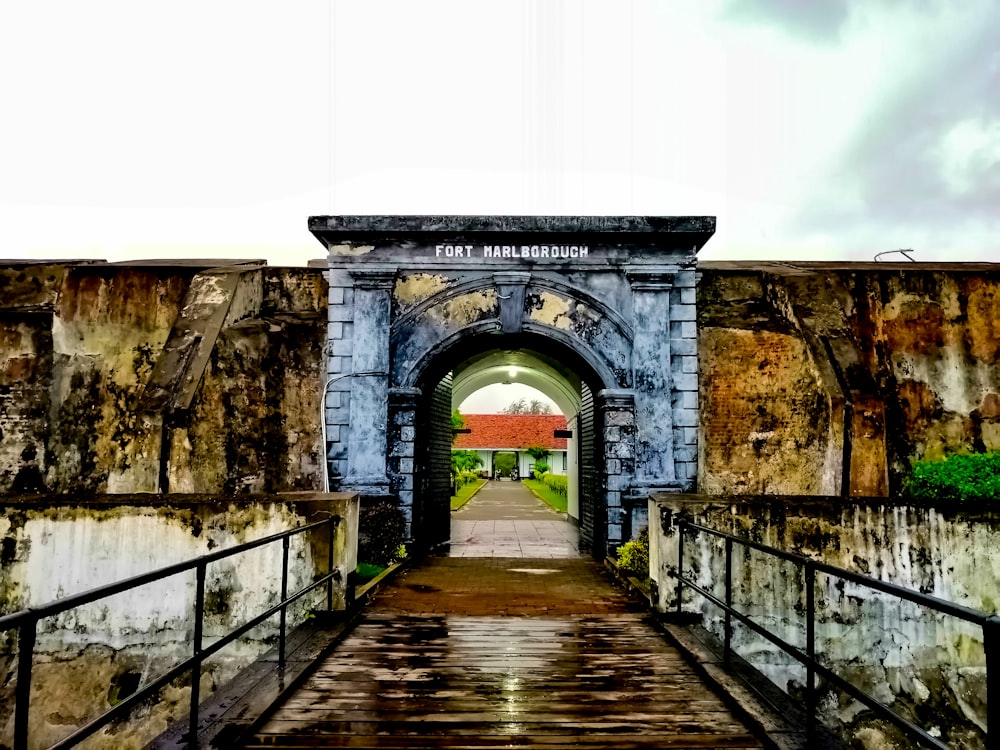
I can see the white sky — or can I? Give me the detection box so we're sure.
[2,1,999,266]
[460,383,558,415]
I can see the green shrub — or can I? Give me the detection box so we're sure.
[905,452,1000,503]
[358,498,406,565]
[533,462,549,477]
[356,562,386,583]
[542,473,568,496]
[453,470,480,491]
[616,527,649,580]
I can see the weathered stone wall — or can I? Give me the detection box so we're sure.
[650,494,993,748]
[0,492,359,750]
[699,262,1000,497]
[314,216,711,554]
[0,262,327,495]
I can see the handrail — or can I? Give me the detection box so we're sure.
[0,514,342,750]
[674,518,999,750]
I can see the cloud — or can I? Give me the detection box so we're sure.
[782,2,1000,255]
[722,0,851,42]
[938,118,1000,197]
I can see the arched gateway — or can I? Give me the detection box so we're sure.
[310,216,715,558]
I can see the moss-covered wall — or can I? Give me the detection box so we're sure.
[0,492,359,750]
[0,261,327,495]
[650,494,995,748]
[699,262,1000,497]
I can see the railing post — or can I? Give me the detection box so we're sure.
[189,561,207,748]
[14,614,38,750]
[986,615,1000,750]
[806,561,816,744]
[676,519,685,615]
[327,515,336,612]
[279,536,290,667]
[724,537,733,666]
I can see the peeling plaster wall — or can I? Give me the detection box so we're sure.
[700,327,835,495]
[0,317,52,493]
[650,495,994,748]
[699,264,1000,497]
[45,266,189,492]
[0,262,327,496]
[169,317,324,494]
[0,493,358,750]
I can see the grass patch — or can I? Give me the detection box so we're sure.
[356,562,386,584]
[451,478,487,510]
[522,478,568,513]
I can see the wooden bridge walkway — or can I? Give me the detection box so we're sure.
[238,482,766,749]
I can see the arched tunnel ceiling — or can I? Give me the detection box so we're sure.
[452,350,582,418]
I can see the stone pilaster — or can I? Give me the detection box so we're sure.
[627,269,680,495]
[598,389,636,553]
[325,269,355,483]
[388,386,421,537]
[670,269,699,490]
[342,269,394,495]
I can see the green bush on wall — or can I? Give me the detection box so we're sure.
[905,452,1000,502]
[616,526,649,581]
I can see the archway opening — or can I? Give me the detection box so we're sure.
[409,331,609,559]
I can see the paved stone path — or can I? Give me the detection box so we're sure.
[449,479,579,558]
[242,481,766,749]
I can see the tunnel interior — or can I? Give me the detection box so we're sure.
[409,332,608,558]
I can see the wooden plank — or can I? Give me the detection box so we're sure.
[238,555,768,750]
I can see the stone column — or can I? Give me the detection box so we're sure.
[343,269,394,495]
[388,386,421,538]
[627,269,679,495]
[598,389,636,554]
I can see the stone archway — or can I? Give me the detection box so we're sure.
[310,215,714,557]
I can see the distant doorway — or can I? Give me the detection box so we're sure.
[492,451,518,479]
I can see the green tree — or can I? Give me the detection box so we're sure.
[501,398,552,415]
[451,410,465,445]
[451,449,483,473]
[525,445,551,462]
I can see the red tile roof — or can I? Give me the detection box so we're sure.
[454,414,568,450]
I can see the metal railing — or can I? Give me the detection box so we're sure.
[675,518,1000,750]
[0,514,341,750]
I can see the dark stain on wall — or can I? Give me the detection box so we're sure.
[0,262,327,495]
[701,263,1000,496]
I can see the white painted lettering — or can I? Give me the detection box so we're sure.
[435,243,591,261]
